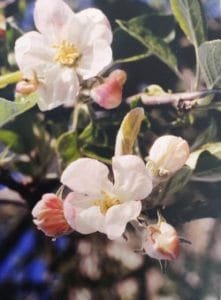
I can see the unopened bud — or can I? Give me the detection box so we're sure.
[91,69,127,109]
[16,79,37,95]
[142,215,180,260]
[147,135,190,177]
[32,193,72,237]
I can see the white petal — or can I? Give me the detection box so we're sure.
[34,0,75,41]
[64,191,92,209]
[36,65,79,111]
[77,39,112,79]
[64,193,104,234]
[75,206,104,234]
[74,8,112,79]
[104,201,142,240]
[149,135,190,173]
[61,158,113,196]
[15,31,53,77]
[63,192,103,234]
[113,155,152,202]
[76,8,112,44]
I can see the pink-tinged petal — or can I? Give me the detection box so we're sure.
[112,155,152,202]
[148,135,190,174]
[32,193,72,237]
[143,220,180,260]
[34,0,75,41]
[76,8,112,44]
[16,80,37,95]
[64,191,92,209]
[61,158,113,196]
[15,31,53,77]
[104,201,142,240]
[77,39,112,79]
[90,69,127,109]
[64,193,104,234]
[37,65,79,111]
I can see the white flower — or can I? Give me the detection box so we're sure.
[15,0,112,111]
[147,135,190,177]
[61,155,153,240]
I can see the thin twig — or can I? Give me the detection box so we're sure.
[127,89,221,110]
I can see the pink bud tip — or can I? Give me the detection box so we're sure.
[16,80,37,95]
[32,193,73,237]
[91,69,127,109]
[143,219,180,261]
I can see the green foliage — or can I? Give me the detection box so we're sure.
[191,119,217,150]
[199,40,221,88]
[187,142,221,170]
[192,151,221,182]
[170,0,207,47]
[0,93,37,127]
[0,129,22,152]
[56,131,80,168]
[163,166,193,197]
[116,14,178,74]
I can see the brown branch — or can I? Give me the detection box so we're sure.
[127,89,221,110]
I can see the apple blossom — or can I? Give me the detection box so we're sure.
[147,135,190,177]
[32,193,72,237]
[142,215,180,260]
[90,69,127,109]
[15,0,112,111]
[61,155,153,240]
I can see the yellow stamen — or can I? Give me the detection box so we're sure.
[93,191,121,214]
[53,40,81,67]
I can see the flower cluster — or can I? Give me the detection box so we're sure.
[15,0,191,262]
[32,134,189,260]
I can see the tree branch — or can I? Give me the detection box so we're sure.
[127,89,221,110]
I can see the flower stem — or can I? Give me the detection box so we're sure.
[0,71,22,88]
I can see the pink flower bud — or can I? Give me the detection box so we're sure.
[148,135,190,176]
[16,79,37,95]
[32,193,73,237]
[143,217,180,260]
[90,69,127,109]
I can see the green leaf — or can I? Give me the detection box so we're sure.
[164,166,193,196]
[192,151,221,182]
[191,119,217,150]
[115,108,144,156]
[186,142,221,170]
[56,131,80,167]
[199,40,221,88]
[170,0,207,47]
[116,14,178,74]
[0,93,37,127]
[0,129,23,152]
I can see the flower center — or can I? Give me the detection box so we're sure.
[93,191,121,215]
[53,40,81,67]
